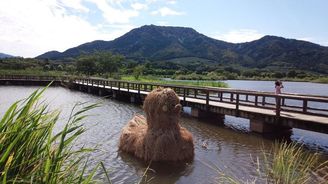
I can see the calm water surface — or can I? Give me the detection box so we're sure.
[0,84,327,183]
[225,80,328,96]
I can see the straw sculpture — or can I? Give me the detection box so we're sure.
[119,87,194,162]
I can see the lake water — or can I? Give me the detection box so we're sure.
[0,82,327,183]
[225,80,328,96]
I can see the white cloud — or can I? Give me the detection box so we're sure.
[131,2,148,10]
[166,0,177,5]
[0,0,135,57]
[86,0,139,24]
[212,29,264,43]
[58,0,89,13]
[151,7,184,16]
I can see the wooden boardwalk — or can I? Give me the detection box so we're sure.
[1,75,328,134]
[73,78,328,134]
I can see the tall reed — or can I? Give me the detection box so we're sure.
[262,141,327,184]
[0,87,101,183]
[215,141,328,184]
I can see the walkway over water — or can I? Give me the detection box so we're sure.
[1,75,328,134]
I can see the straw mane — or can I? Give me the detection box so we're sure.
[119,87,194,162]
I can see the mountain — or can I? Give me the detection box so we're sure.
[0,52,14,58]
[36,25,328,74]
[37,25,233,61]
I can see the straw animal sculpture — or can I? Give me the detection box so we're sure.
[119,87,194,162]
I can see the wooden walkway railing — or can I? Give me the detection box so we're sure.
[1,75,328,119]
[72,77,328,118]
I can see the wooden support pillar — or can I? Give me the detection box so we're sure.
[98,89,103,96]
[250,118,291,134]
[130,95,135,103]
[87,87,91,93]
[191,108,224,125]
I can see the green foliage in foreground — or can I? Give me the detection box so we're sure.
[121,75,228,88]
[266,142,327,183]
[0,87,103,183]
[217,141,328,184]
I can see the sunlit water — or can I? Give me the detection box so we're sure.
[0,84,327,183]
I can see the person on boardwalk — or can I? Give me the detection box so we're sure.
[275,80,284,112]
[275,80,284,95]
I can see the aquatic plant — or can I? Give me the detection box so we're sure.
[262,141,328,184]
[214,141,328,184]
[0,87,103,183]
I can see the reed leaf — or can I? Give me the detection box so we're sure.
[0,87,104,183]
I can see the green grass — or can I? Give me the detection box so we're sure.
[214,141,328,184]
[0,69,68,77]
[262,141,327,184]
[311,77,328,84]
[0,86,106,183]
[121,75,228,88]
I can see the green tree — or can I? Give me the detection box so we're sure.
[287,70,297,78]
[133,65,145,80]
[96,52,124,76]
[76,56,97,75]
[76,52,124,76]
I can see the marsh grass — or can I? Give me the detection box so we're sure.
[213,141,328,184]
[121,75,228,88]
[261,141,328,184]
[0,86,105,183]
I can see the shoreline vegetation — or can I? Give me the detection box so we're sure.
[1,52,328,86]
[1,68,328,89]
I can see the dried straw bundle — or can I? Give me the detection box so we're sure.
[119,88,194,162]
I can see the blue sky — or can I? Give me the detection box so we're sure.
[0,0,327,57]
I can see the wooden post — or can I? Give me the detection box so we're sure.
[246,94,249,102]
[118,82,120,91]
[206,90,210,111]
[219,92,223,102]
[138,84,140,95]
[303,99,308,113]
[194,89,198,98]
[236,93,239,110]
[276,96,281,116]
[262,96,266,106]
[230,93,233,102]
[255,95,258,106]
[183,88,186,103]
[127,83,130,92]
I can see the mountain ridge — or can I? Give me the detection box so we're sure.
[0,52,14,58]
[36,25,328,74]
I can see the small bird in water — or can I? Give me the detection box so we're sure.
[202,141,208,149]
